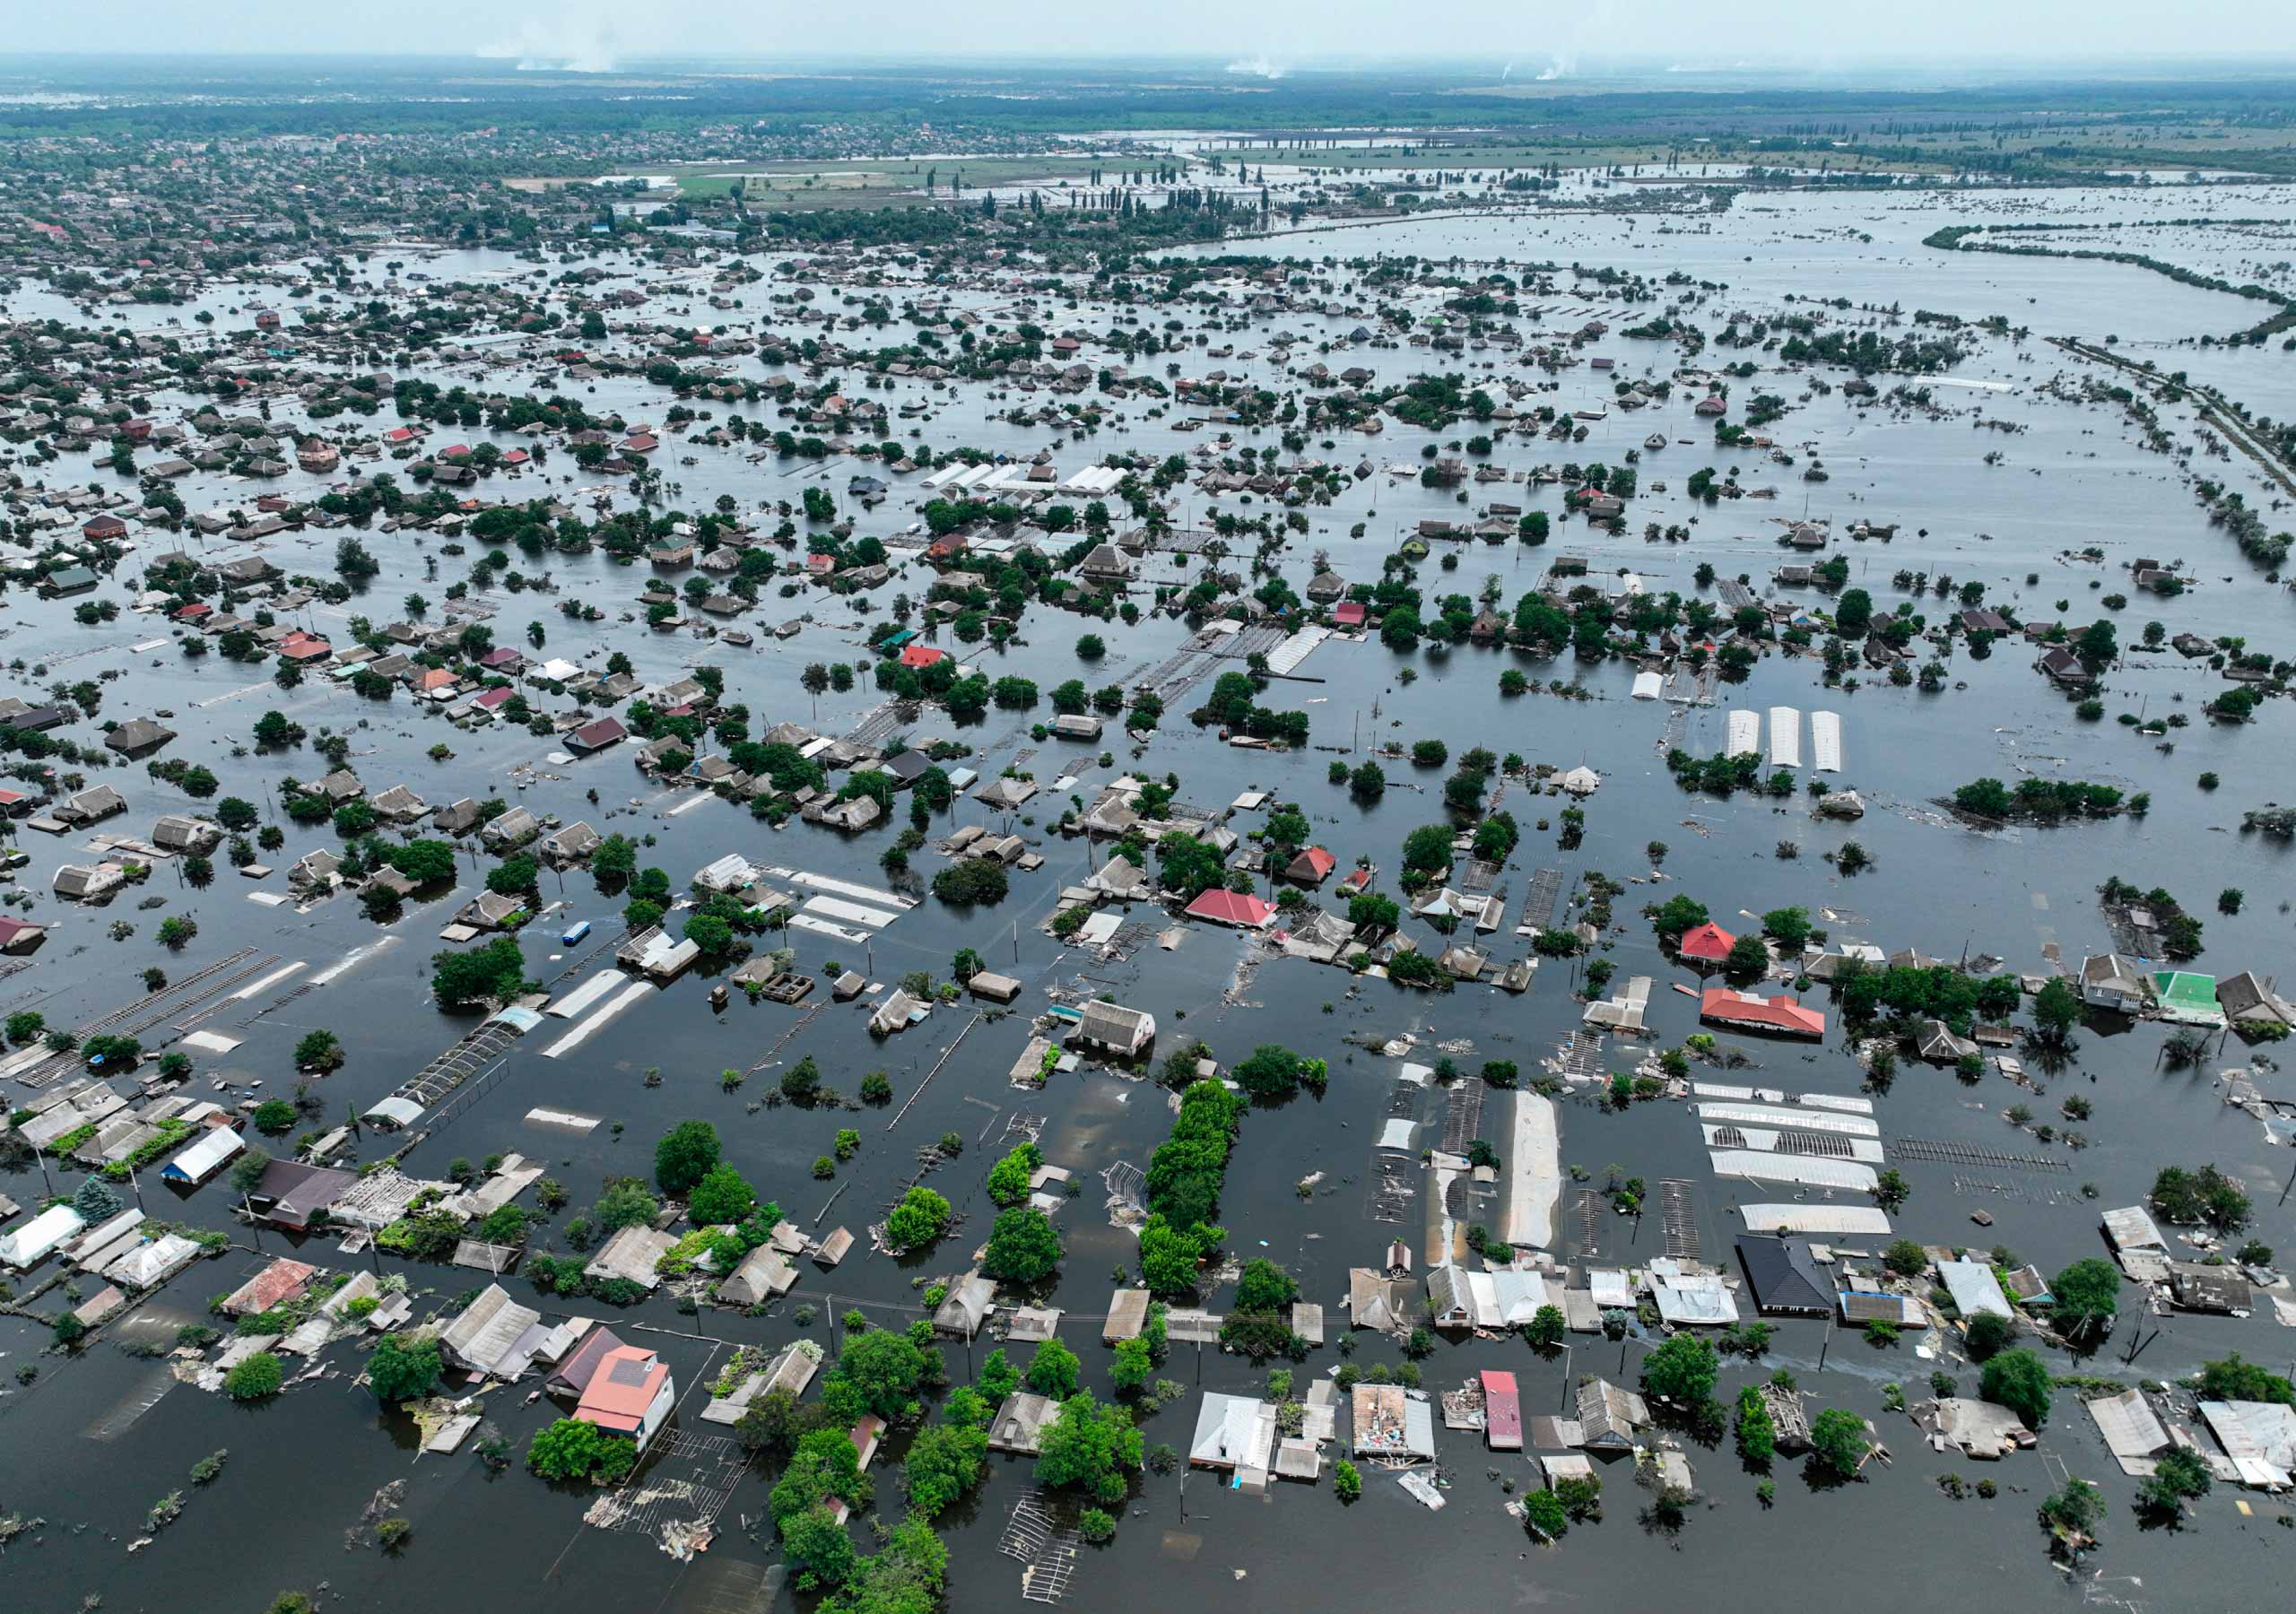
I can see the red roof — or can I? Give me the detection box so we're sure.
[1288,846,1336,881]
[1332,602,1367,626]
[899,644,946,669]
[175,601,213,620]
[1699,988,1825,1038]
[575,1345,667,1436]
[1184,889,1277,929]
[1677,921,1735,961]
[1481,1369,1523,1448]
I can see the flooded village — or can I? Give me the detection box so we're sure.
[2,45,2296,1614]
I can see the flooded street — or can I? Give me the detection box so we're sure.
[4,105,2296,1614]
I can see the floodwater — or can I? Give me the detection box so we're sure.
[4,175,2296,1612]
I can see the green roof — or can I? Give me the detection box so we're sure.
[2151,970,2218,1013]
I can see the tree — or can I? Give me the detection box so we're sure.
[1760,907,1813,953]
[883,1186,951,1254]
[1335,1458,1362,1503]
[1735,1386,1777,1465]
[1026,1340,1083,1401]
[779,1505,857,1590]
[982,1207,1063,1283]
[1649,894,1709,938]
[1806,1408,1869,1477]
[430,937,527,1009]
[1834,587,1873,637]
[2196,1353,2294,1405]
[686,1163,755,1225]
[1401,823,1453,877]
[1137,1215,1208,1297]
[735,1388,828,1456]
[74,1175,125,1223]
[987,1142,1042,1207]
[390,838,457,885]
[931,860,1008,906]
[2031,976,2082,1044]
[835,1330,926,1419]
[654,1119,722,1196]
[1233,1257,1299,1315]
[1109,1337,1153,1394]
[366,1335,443,1403]
[593,1177,661,1232]
[1639,1332,1719,1408]
[1525,1305,1566,1353]
[529,1417,637,1483]
[1232,1044,1305,1101]
[1980,1349,2053,1427]
[1522,1488,1569,1540]
[2049,1258,2122,1343]
[2135,1446,2212,1522]
[1724,933,1770,979]
[904,1419,988,1518]
[2039,1477,2104,1554]
[250,1098,298,1135]
[1963,1311,2014,1362]
[226,1352,285,1401]
[228,1145,272,1197]
[292,1028,344,1072]
[1035,1393,1143,1506]
[1883,1239,1930,1279]
[2150,1163,2251,1232]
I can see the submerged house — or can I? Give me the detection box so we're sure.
[574,1345,674,1455]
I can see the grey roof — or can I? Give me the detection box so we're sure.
[1736,1235,1834,1315]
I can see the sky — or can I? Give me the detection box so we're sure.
[13,1,2296,74]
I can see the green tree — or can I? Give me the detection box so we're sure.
[1980,1349,2053,1428]
[1806,1407,1869,1477]
[654,1119,722,1196]
[883,1186,951,1253]
[1025,1340,1083,1400]
[2049,1258,2122,1344]
[982,1207,1063,1282]
[1639,1332,1719,1408]
[778,1505,857,1590]
[430,936,527,1009]
[225,1352,285,1401]
[366,1335,443,1403]
[832,1330,927,1420]
[1735,1386,1776,1465]
[1231,1044,1304,1101]
[2135,1446,2212,1522]
[2031,976,2081,1044]
[2196,1353,2294,1405]
[686,1162,755,1225]
[1522,1488,1569,1540]
[1525,1305,1566,1353]
[903,1419,988,1518]
[1034,1393,1143,1506]
[1335,1458,1362,1503]
[1964,1311,2014,1362]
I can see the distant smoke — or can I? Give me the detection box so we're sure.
[1535,53,1575,81]
[1224,56,1289,80]
[476,19,619,74]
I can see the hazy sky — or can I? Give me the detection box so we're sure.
[17,0,2296,72]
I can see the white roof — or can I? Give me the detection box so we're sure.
[1726,708,1761,757]
[1809,709,1843,772]
[0,1203,85,1267]
[161,1125,245,1184]
[1739,1203,1892,1236]
[1765,706,1802,769]
[1939,1259,2014,1320]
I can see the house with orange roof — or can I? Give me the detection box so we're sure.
[574,1344,674,1454]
